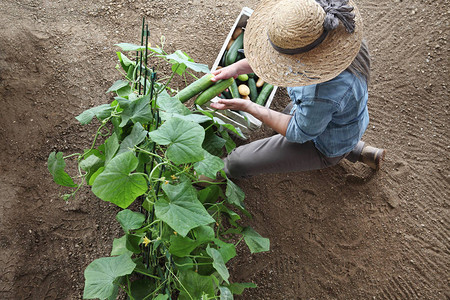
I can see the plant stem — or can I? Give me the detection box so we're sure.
[165,266,194,300]
[235,236,244,247]
[63,153,81,159]
[126,275,135,300]
[133,268,161,280]
[157,66,179,94]
[135,146,163,160]
[132,172,150,182]
[134,219,161,234]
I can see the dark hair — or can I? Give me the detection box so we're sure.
[346,39,370,83]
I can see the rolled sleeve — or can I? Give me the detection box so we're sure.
[285,99,339,143]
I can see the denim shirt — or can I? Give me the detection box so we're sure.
[285,70,369,157]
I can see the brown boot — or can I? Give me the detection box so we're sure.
[359,146,386,170]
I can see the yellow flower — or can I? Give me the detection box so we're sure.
[173,231,177,235]
[171,175,177,180]
[142,236,151,247]
[164,180,169,185]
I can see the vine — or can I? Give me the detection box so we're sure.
[47,37,269,299]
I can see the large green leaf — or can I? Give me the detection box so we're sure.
[220,123,244,139]
[92,152,147,209]
[194,150,224,179]
[155,181,214,237]
[215,204,241,224]
[117,95,153,127]
[193,225,215,241]
[178,270,215,300]
[104,133,119,166]
[169,235,198,257]
[157,90,191,115]
[47,152,77,187]
[126,233,143,254]
[80,153,104,184]
[227,282,257,295]
[83,254,136,299]
[203,128,226,157]
[213,238,237,264]
[206,245,230,284]
[164,50,210,74]
[219,286,233,300]
[160,112,211,124]
[242,227,270,253]
[116,209,146,232]
[106,80,130,93]
[197,185,222,204]
[118,122,148,154]
[80,153,103,172]
[110,235,132,256]
[169,225,215,257]
[88,166,104,186]
[115,43,147,51]
[116,52,135,73]
[76,104,113,125]
[220,130,237,154]
[225,179,245,210]
[148,118,205,164]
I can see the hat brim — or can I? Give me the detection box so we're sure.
[244,0,363,87]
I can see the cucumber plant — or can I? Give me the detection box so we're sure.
[47,38,269,300]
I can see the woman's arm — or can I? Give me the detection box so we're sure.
[210,60,291,135]
[211,59,253,82]
[210,99,292,136]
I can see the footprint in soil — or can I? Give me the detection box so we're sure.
[344,163,377,185]
[391,160,410,177]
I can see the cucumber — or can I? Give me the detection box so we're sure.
[236,51,245,62]
[176,73,215,103]
[220,50,227,67]
[228,80,240,98]
[255,83,274,106]
[237,74,248,81]
[225,31,244,66]
[194,78,234,106]
[247,77,258,102]
[222,89,232,99]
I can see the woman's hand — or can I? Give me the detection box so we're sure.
[211,66,238,82]
[211,59,253,82]
[212,97,292,136]
[210,98,253,112]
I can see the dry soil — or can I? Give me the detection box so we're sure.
[0,0,448,299]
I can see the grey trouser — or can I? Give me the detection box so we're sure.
[222,102,365,178]
[223,134,364,178]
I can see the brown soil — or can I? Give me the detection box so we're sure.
[0,0,448,299]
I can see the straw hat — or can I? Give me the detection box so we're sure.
[244,0,363,87]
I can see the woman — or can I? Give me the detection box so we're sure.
[210,0,385,179]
